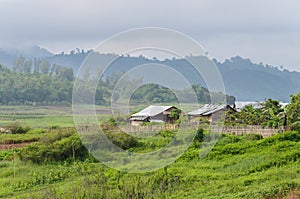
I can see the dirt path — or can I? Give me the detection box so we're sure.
[0,142,33,150]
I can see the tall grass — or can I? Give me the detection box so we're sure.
[0,130,299,198]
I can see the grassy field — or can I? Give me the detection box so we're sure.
[0,129,300,198]
[0,106,300,198]
[0,106,73,128]
[0,104,199,128]
[0,105,113,128]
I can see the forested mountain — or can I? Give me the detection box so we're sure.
[1,46,300,102]
[46,52,300,102]
[216,56,300,102]
[0,45,53,66]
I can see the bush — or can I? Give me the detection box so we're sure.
[278,131,300,142]
[105,131,138,150]
[242,134,263,140]
[194,128,204,142]
[290,122,300,131]
[39,128,74,144]
[107,117,117,126]
[216,134,241,146]
[159,130,175,138]
[100,119,139,150]
[10,125,31,134]
[18,135,90,164]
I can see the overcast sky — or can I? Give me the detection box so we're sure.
[1,0,300,71]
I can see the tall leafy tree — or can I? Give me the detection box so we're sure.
[286,93,300,130]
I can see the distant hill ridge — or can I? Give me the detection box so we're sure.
[0,46,299,102]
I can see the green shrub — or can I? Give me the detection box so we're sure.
[0,150,14,161]
[278,131,300,142]
[242,133,263,140]
[107,117,117,126]
[217,134,241,146]
[159,130,175,138]
[39,128,75,144]
[18,135,89,164]
[100,118,139,150]
[105,131,138,150]
[194,128,204,142]
[10,126,31,134]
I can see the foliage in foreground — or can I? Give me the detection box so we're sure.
[286,92,300,131]
[0,130,300,198]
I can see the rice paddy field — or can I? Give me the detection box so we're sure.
[0,105,113,128]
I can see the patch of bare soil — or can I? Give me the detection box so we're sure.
[284,190,300,199]
[267,189,300,199]
[0,142,33,150]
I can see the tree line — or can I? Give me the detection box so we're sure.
[0,64,73,105]
[0,63,235,105]
[12,56,74,80]
[130,84,236,105]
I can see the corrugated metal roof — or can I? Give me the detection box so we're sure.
[131,105,174,117]
[235,101,262,111]
[129,116,149,121]
[188,104,229,116]
[235,101,289,112]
